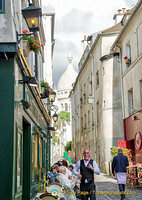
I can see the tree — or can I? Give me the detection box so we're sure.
[58,111,70,123]
[65,141,72,152]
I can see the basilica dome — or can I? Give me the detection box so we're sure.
[57,53,78,91]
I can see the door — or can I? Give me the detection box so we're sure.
[22,119,31,200]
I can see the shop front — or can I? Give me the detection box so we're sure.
[0,43,51,200]
[124,109,142,163]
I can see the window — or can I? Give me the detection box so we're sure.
[65,103,68,111]
[0,0,5,14]
[126,43,131,59]
[96,101,99,124]
[34,132,38,183]
[125,43,131,68]
[128,89,134,115]
[32,136,35,182]
[92,107,94,126]
[96,71,99,86]
[88,110,90,126]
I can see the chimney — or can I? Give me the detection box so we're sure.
[113,8,124,24]
[122,8,126,14]
[117,9,122,14]
[81,35,87,52]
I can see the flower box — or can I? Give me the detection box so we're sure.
[125,58,131,64]
[23,40,30,57]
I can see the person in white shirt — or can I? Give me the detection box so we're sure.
[57,166,77,200]
[73,148,100,200]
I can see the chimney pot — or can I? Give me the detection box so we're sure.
[117,9,121,14]
[122,8,126,14]
[84,35,86,41]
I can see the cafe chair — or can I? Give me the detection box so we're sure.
[39,192,58,199]
[46,183,63,197]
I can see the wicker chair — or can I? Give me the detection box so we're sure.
[39,192,58,200]
[46,183,63,196]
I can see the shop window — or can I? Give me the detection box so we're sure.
[32,135,35,182]
[128,89,134,115]
[17,132,22,188]
[0,0,5,14]
[34,132,38,182]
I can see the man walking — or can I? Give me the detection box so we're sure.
[73,148,100,200]
[112,148,129,200]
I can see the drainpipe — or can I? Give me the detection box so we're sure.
[87,41,97,159]
[115,45,125,119]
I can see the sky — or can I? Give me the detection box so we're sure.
[42,0,138,88]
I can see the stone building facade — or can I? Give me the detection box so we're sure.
[70,11,129,173]
[112,0,142,163]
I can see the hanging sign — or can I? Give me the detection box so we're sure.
[0,0,5,14]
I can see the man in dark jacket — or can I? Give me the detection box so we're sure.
[73,148,100,200]
[112,148,129,200]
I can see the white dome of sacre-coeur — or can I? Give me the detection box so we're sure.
[57,52,78,91]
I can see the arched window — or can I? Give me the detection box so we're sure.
[65,103,68,111]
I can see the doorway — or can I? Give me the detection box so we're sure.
[22,119,31,200]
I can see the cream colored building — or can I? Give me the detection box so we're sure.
[42,13,55,88]
[52,53,78,163]
[70,10,131,173]
[112,0,142,163]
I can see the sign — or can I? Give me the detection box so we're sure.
[0,0,5,14]
[118,140,127,148]
[135,132,142,151]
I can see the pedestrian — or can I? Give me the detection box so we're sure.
[112,148,129,200]
[48,164,58,183]
[68,165,74,172]
[61,159,73,179]
[73,148,100,200]
[57,166,78,200]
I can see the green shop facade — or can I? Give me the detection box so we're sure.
[0,43,52,200]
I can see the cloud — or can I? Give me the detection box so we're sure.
[52,39,79,87]
[56,8,94,34]
[42,5,55,14]
[43,0,139,88]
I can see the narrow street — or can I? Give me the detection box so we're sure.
[95,173,142,200]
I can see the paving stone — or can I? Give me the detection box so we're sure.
[94,173,142,200]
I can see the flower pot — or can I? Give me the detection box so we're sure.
[125,58,131,64]
[44,91,50,97]
[23,40,30,57]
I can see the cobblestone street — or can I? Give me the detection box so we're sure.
[95,173,142,200]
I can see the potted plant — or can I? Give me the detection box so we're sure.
[40,81,52,97]
[22,30,43,55]
[83,127,87,132]
[124,56,131,65]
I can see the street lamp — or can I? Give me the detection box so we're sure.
[17,3,42,43]
[49,91,56,104]
[53,112,58,122]
[22,3,42,32]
